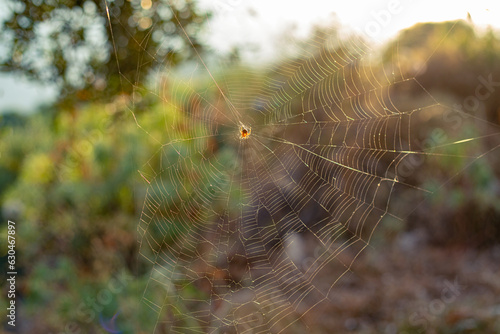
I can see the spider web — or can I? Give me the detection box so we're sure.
[105,4,500,333]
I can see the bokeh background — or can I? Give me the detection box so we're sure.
[1,0,500,333]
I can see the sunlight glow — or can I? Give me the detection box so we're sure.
[199,0,500,61]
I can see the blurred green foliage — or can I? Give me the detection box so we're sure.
[0,0,210,107]
[0,98,161,332]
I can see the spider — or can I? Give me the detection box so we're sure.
[239,123,251,139]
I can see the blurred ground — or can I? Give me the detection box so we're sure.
[298,230,500,333]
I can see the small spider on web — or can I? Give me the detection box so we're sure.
[239,123,251,139]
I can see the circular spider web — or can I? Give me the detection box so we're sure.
[106,7,500,334]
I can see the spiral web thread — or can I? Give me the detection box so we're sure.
[103,4,500,333]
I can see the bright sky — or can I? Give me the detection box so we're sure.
[200,0,500,61]
[1,0,499,112]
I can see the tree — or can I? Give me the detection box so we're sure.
[0,0,209,107]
